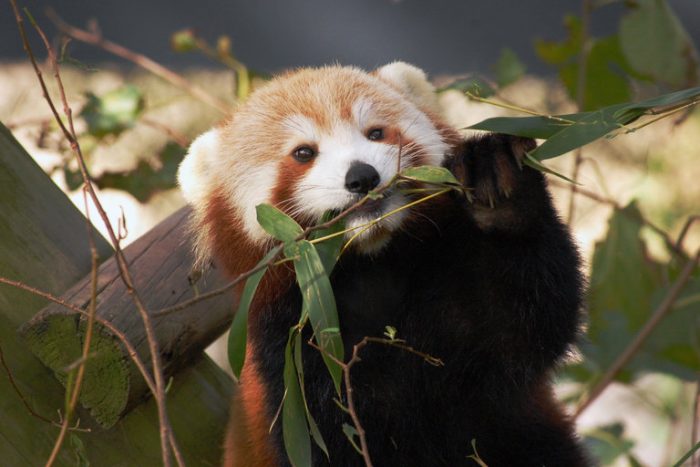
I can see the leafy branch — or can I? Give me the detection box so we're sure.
[307,333,444,467]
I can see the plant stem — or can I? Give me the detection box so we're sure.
[575,249,700,418]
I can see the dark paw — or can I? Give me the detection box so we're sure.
[449,134,536,207]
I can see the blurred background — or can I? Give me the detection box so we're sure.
[1,1,699,466]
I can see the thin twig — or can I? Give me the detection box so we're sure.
[0,340,67,427]
[464,92,575,124]
[10,4,180,465]
[693,378,700,467]
[156,158,456,317]
[154,246,282,317]
[567,0,593,225]
[549,179,689,258]
[0,276,157,395]
[677,215,700,253]
[307,335,443,467]
[1,275,187,463]
[46,9,230,115]
[574,249,700,417]
[140,118,190,148]
[45,188,100,466]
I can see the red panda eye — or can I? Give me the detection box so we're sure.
[367,128,384,141]
[292,146,316,163]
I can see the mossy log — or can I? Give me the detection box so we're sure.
[20,206,236,427]
[0,122,233,465]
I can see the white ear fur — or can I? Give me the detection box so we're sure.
[376,61,441,114]
[177,129,220,205]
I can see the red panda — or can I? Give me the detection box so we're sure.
[178,62,591,467]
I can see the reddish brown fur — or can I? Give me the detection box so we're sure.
[208,189,295,467]
[200,66,465,466]
[223,359,279,467]
[271,157,315,210]
[204,190,263,281]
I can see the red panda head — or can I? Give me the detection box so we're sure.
[178,62,460,275]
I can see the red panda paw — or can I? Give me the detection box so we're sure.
[450,134,536,208]
[446,134,548,232]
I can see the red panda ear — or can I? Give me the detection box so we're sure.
[375,61,441,114]
[178,128,221,206]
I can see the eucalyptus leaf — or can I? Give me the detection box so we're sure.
[293,332,329,458]
[469,87,700,161]
[228,246,281,378]
[283,331,312,467]
[309,212,346,276]
[342,423,362,455]
[401,166,460,185]
[527,110,621,161]
[257,204,304,243]
[292,240,344,395]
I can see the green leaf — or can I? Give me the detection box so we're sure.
[611,86,700,121]
[620,0,698,87]
[292,240,344,395]
[535,15,582,66]
[494,48,526,88]
[227,247,280,379]
[437,76,496,98]
[342,423,362,455]
[401,166,460,185]
[588,203,662,335]
[283,331,312,467]
[80,85,144,138]
[309,212,346,276]
[583,423,635,466]
[94,142,186,202]
[256,204,304,243]
[468,114,580,140]
[527,109,622,161]
[559,36,632,111]
[569,203,700,382]
[469,86,700,161]
[642,277,700,379]
[293,332,329,458]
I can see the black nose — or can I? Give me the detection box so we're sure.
[345,162,381,194]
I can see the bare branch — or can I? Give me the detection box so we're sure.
[9,4,180,464]
[140,117,190,148]
[45,188,100,466]
[574,248,700,418]
[693,379,700,467]
[566,0,593,225]
[46,9,231,115]
[0,340,68,428]
[550,179,690,259]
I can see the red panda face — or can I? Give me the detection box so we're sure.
[178,63,459,268]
